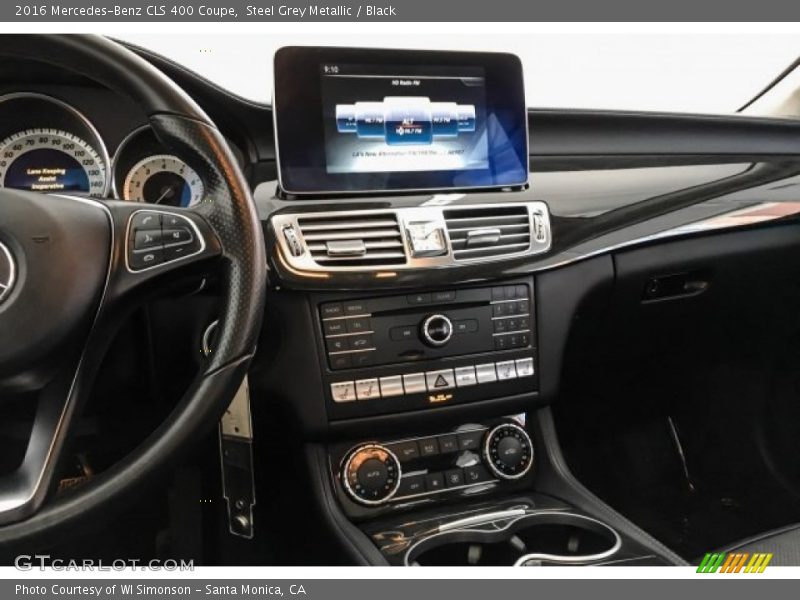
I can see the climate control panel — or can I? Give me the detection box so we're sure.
[333,418,535,510]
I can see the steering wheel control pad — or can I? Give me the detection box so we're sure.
[126,209,204,271]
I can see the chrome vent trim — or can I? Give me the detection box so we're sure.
[271,201,551,274]
[444,205,532,261]
[296,212,406,267]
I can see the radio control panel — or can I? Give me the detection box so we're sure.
[315,279,538,419]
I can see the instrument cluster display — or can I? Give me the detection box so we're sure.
[0,93,110,197]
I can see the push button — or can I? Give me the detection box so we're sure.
[347,317,371,333]
[496,360,518,380]
[325,337,349,353]
[321,303,344,319]
[330,382,356,403]
[438,434,458,454]
[444,469,464,488]
[131,211,162,231]
[129,248,164,270]
[402,373,426,394]
[458,430,484,451]
[418,437,439,456]
[390,325,416,341]
[323,320,347,336]
[343,300,368,315]
[349,334,375,351]
[425,369,455,390]
[134,229,161,250]
[355,378,380,400]
[162,227,193,246]
[454,366,477,387]
[388,441,419,462]
[425,472,445,492]
[397,474,425,497]
[464,464,492,484]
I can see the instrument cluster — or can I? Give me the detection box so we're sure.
[0,92,207,207]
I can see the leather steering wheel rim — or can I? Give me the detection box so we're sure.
[0,34,266,547]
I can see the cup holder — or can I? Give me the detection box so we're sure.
[405,512,621,566]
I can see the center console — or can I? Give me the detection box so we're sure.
[314,278,537,420]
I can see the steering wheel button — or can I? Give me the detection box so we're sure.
[133,229,162,250]
[162,227,193,246]
[131,211,162,230]
[129,248,164,270]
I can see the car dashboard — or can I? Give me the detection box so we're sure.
[4,40,800,567]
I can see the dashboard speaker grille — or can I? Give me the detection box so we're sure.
[444,206,532,260]
[296,213,407,267]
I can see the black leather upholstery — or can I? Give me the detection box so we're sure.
[721,523,800,566]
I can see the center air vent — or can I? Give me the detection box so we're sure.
[444,206,532,260]
[296,213,407,267]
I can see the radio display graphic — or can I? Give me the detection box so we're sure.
[321,64,489,175]
[273,47,529,194]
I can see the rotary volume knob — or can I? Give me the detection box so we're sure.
[341,444,402,506]
[483,423,534,480]
[421,314,453,347]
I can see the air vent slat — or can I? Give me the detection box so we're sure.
[444,206,532,261]
[296,212,407,267]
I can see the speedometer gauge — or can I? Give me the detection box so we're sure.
[0,129,107,197]
[122,154,204,207]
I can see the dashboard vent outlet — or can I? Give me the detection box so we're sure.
[296,213,407,267]
[444,206,532,260]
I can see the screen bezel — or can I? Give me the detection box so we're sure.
[272,46,529,196]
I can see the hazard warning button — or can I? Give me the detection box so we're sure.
[425,369,456,391]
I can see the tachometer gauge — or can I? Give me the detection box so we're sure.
[122,154,204,207]
[0,128,107,197]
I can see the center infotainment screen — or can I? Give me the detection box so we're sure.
[273,47,528,195]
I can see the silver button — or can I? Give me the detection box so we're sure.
[331,382,356,403]
[516,358,534,377]
[425,369,456,390]
[355,378,380,400]
[475,363,498,383]
[403,373,427,394]
[379,375,404,398]
[496,361,518,380]
[454,366,477,387]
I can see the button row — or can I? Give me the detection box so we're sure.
[388,429,484,462]
[128,211,202,270]
[492,299,530,317]
[330,357,535,403]
[407,290,457,305]
[491,285,528,301]
[320,300,369,319]
[396,464,493,498]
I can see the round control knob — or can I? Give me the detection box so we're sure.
[342,444,401,506]
[483,423,534,480]
[421,314,453,347]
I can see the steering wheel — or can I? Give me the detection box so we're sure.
[0,35,266,547]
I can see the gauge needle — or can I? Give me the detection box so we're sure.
[154,187,174,204]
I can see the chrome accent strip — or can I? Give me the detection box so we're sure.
[271,201,551,274]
